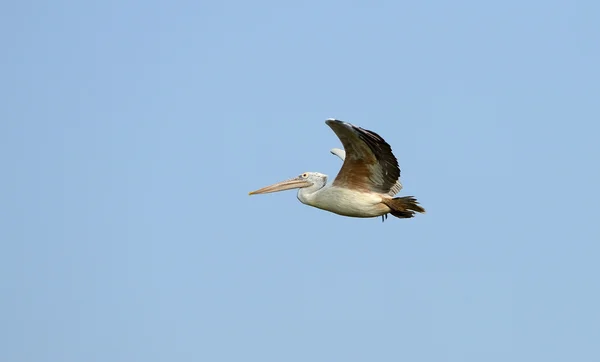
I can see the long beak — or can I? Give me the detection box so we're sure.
[248,177,312,195]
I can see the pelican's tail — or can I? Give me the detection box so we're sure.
[383,196,426,219]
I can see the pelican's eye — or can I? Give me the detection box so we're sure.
[302,173,308,178]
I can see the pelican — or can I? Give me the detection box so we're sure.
[249,119,425,221]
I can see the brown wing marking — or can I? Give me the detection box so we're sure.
[325,119,400,194]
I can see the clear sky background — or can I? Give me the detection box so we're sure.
[2,1,599,361]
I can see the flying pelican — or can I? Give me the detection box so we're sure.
[249,119,425,221]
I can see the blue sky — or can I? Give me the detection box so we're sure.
[2,0,599,361]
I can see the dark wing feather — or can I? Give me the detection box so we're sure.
[325,119,400,194]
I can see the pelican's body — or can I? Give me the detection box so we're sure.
[298,184,388,218]
[249,119,425,221]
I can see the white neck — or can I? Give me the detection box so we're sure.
[297,183,327,205]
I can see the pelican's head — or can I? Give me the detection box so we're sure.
[249,172,327,195]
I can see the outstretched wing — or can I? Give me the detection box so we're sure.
[326,119,401,195]
[329,147,402,195]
